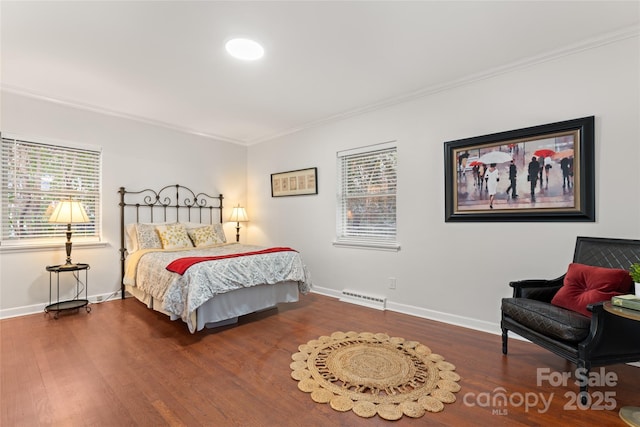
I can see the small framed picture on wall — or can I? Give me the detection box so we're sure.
[271,167,318,197]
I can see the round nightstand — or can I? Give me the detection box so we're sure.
[45,263,91,318]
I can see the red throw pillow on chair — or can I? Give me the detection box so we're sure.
[551,263,633,317]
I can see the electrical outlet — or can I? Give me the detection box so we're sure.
[389,277,396,289]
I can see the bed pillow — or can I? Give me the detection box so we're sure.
[125,223,139,253]
[187,224,226,247]
[551,263,633,317]
[214,223,227,243]
[128,222,175,252]
[185,222,227,243]
[136,223,164,250]
[155,223,193,250]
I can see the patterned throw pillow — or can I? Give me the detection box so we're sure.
[187,224,226,247]
[155,223,193,250]
[212,223,226,243]
[136,223,163,249]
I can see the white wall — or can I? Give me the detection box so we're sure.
[2,35,638,333]
[0,92,247,317]
[247,36,640,333]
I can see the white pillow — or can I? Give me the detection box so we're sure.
[125,223,138,254]
[155,223,193,250]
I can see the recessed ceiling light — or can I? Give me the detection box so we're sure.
[225,38,264,61]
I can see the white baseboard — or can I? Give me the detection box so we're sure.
[0,302,48,319]
[312,286,342,299]
[385,299,501,335]
[0,291,122,319]
[311,285,500,335]
[309,286,639,367]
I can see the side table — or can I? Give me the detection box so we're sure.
[603,301,640,427]
[45,263,91,319]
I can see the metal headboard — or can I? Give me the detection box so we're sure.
[118,184,224,299]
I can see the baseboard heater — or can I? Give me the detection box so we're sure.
[340,289,386,310]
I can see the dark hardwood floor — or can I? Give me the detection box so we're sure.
[1,293,638,426]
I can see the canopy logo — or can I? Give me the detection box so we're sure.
[463,367,618,415]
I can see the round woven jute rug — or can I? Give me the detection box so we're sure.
[290,331,460,420]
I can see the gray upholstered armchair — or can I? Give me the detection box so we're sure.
[501,236,640,400]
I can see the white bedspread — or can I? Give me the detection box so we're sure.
[124,243,311,332]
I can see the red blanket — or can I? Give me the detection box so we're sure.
[166,247,298,275]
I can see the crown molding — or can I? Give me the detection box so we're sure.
[3,25,638,147]
[0,84,246,146]
[246,25,640,145]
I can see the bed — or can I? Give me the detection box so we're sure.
[119,184,311,333]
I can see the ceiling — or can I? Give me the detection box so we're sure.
[2,1,639,146]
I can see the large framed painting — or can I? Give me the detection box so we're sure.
[271,167,318,197]
[444,116,595,222]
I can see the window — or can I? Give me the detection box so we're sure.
[1,134,101,246]
[335,141,399,250]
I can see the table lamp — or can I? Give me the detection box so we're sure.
[228,205,249,242]
[49,198,90,268]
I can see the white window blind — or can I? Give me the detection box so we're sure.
[1,135,101,245]
[336,142,398,250]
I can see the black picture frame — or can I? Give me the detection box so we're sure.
[444,116,595,222]
[271,167,318,197]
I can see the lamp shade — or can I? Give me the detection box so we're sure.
[49,199,90,224]
[228,206,249,223]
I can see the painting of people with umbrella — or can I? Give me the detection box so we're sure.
[444,116,595,222]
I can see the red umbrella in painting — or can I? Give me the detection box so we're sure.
[533,148,555,158]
